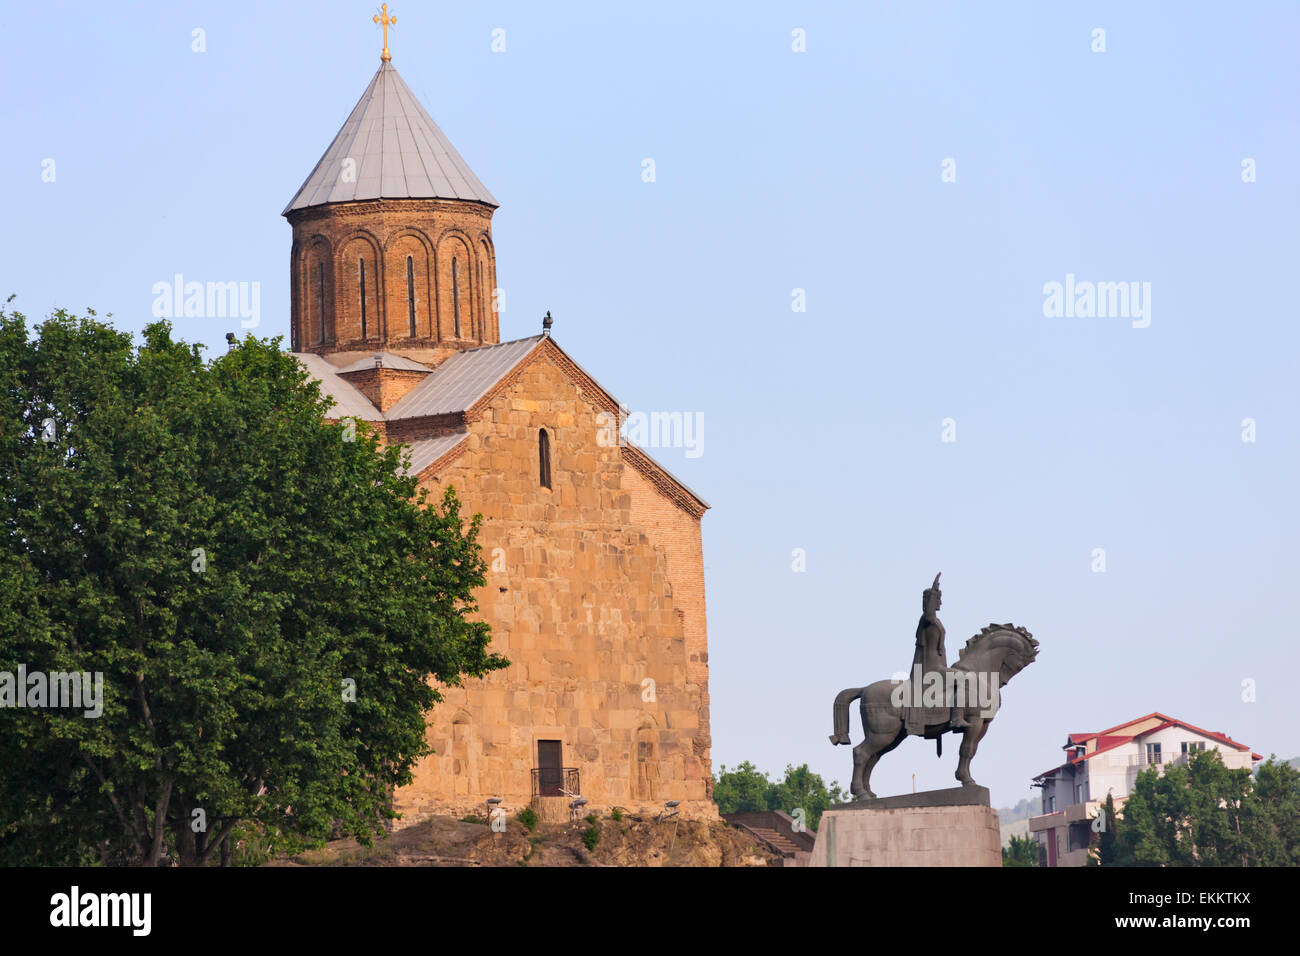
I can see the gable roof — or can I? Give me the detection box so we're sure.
[291,335,709,517]
[1033,712,1262,781]
[524,337,711,515]
[385,336,544,418]
[283,60,497,215]
[1092,712,1256,754]
[294,351,385,421]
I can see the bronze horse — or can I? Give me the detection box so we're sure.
[829,624,1039,799]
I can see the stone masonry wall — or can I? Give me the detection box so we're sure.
[621,466,712,794]
[395,352,714,823]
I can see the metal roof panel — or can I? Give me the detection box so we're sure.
[284,61,497,214]
[292,352,385,421]
[385,336,543,419]
[398,430,469,477]
[334,352,433,374]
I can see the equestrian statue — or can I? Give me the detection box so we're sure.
[829,574,1038,799]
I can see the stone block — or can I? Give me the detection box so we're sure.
[809,796,1000,867]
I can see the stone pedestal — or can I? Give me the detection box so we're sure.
[808,786,1000,867]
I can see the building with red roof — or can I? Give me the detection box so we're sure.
[1028,712,1262,866]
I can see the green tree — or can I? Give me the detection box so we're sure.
[768,763,846,832]
[713,761,845,831]
[712,761,771,814]
[1094,792,1118,866]
[1111,749,1278,867]
[1251,756,1300,866]
[0,307,506,865]
[1002,833,1037,867]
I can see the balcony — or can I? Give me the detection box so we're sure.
[1029,799,1099,831]
[1115,751,1197,769]
[531,766,580,799]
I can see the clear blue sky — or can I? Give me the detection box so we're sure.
[3,1,1297,808]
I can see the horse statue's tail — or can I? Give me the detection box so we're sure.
[829,687,865,745]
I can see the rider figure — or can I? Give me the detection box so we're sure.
[913,573,969,729]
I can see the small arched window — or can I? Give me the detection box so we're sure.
[406,255,416,336]
[359,258,368,338]
[316,262,326,344]
[538,428,552,489]
[452,256,461,337]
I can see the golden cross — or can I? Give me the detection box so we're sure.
[374,4,396,62]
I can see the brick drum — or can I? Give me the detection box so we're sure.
[287,198,499,357]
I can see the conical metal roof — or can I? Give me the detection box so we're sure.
[283,60,497,215]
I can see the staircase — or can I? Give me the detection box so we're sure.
[722,811,816,867]
[748,825,802,858]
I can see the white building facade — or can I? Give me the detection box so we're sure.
[1028,712,1261,867]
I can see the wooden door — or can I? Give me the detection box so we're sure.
[537,740,562,796]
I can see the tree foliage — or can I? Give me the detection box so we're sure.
[0,307,506,865]
[713,761,846,831]
[712,761,772,816]
[1094,792,1118,866]
[1107,750,1298,866]
[1002,833,1037,867]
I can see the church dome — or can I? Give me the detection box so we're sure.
[284,56,500,361]
[283,60,497,214]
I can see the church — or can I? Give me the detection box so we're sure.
[281,22,714,823]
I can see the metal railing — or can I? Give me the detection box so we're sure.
[531,767,580,799]
[1111,751,1202,768]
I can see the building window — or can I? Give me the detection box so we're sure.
[1069,821,1095,853]
[1146,743,1162,765]
[1046,795,1055,812]
[359,258,367,338]
[316,262,326,344]
[539,428,552,489]
[452,256,461,337]
[406,255,416,337]
[1181,741,1206,755]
